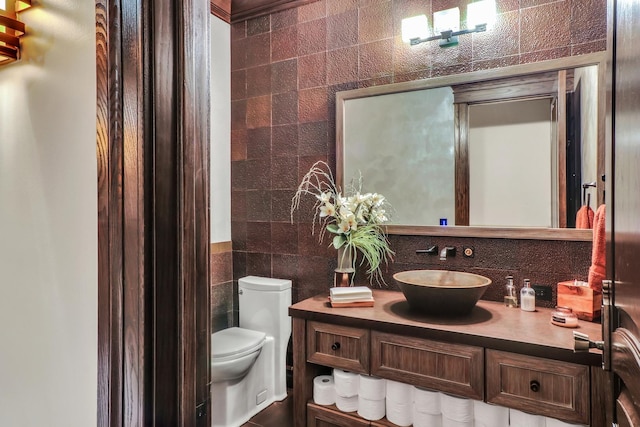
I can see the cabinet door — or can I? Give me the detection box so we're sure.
[371,331,484,400]
[307,403,370,427]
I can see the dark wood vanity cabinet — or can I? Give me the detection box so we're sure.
[290,290,604,427]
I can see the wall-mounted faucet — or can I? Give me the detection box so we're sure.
[440,246,456,260]
[416,245,438,255]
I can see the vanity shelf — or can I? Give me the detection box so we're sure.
[290,289,605,427]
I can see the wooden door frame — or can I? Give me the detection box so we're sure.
[96,0,211,425]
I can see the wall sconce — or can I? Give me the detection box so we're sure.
[0,0,32,65]
[402,0,496,48]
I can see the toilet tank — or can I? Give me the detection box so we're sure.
[238,276,292,341]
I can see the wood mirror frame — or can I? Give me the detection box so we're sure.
[336,52,606,241]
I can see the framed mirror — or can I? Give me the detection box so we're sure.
[336,52,606,241]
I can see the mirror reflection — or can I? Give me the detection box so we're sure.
[337,54,604,238]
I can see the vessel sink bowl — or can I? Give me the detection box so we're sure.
[393,270,492,316]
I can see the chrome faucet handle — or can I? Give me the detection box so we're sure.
[416,245,438,255]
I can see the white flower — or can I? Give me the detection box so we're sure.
[316,192,332,203]
[319,202,335,218]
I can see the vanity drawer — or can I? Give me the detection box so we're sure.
[486,349,590,425]
[371,331,484,400]
[307,402,369,427]
[307,321,370,373]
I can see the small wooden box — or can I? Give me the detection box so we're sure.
[557,281,602,321]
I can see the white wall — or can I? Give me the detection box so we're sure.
[469,99,552,227]
[210,15,231,243]
[0,1,97,426]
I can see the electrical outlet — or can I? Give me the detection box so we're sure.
[532,284,552,301]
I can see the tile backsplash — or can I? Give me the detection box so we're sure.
[227,0,605,308]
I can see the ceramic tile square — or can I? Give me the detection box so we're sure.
[231,129,248,162]
[271,189,298,222]
[231,190,247,222]
[472,10,520,60]
[327,0,358,16]
[247,15,270,36]
[271,222,299,254]
[272,59,298,94]
[246,252,272,277]
[297,18,327,56]
[571,0,607,45]
[272,91,299,126]
[231,100,247,131]
[299,52,327,89]
[246,33,271,68]
[271,156,299,190]
[298,0,326,23]
[247,127,271,159]
[232,70,247,101]
[358,1,393,44]
[298,87,328,123]
[272,124,299,157]
[393,35,431,76]
[272,26,298,62]
[272,7,298,30]
[359,39,394,80]
[247,222,272,253]
[298,121,328,156]
[520,2,571,54]
[245,158,272,190]
[231,221,247,251]
[246,96,271,129]
[247,65,272,98]
[326,46,359,85]
[231,37,247,71]
[327,10,358,50]
[246,190,272,221]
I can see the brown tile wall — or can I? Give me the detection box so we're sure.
[230,0,606,307]
[211,244,235,331]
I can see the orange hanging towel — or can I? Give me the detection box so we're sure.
[588,204,606,292]
[575,205,595,229]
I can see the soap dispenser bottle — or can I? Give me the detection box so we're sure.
[520,279,536,312]
[504,275,518,307]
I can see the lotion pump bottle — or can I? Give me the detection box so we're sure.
[520,279,536,312]
[504,275,518,307]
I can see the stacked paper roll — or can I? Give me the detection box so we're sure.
[440,393,473,427]
[509,409,545,427]
[335,394,358,413]
[386,399,413,426]
[385,380,414,426]
[359,375,386,400]
[357,395,385,421]
[545,417,588,427]
[474,400,509,427]
[413,409,443,427]
[333,369,359,398]
[413,387,442,427]
[386,379,414,402]
[312,375,335,406]
[357,375,386,421]
[414,387,441,414]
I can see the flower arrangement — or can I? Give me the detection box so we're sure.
[290,161,394,285]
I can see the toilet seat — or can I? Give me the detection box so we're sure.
[212,327,266,363]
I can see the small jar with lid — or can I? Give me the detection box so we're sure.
[551,306,579,328]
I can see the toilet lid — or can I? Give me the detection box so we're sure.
[212,327,266,359]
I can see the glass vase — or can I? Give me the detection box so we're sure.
[334,245,355,287]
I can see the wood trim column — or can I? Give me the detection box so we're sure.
[96,0,211,425]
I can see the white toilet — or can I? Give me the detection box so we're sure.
[211,276,292,427]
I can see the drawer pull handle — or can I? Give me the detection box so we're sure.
[530,380,540,392]
[331,342,341,351]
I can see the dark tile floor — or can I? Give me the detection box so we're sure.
[242,395,293,427]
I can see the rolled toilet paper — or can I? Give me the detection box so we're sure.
[473,400,508,427]
[357,396,385,421]
[440,393,473,422]
[333,369,359,397]
[312,375,335,406]
[414,386,441,415]
[442,417,473,427]
[386,398,413,427]
[335,394,358,413]
[544,417,588,427]
[509,409,545,427]
[386,379,414,403]
[413,408,443,427]
[358,375,386,400]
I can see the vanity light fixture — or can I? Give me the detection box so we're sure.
[0,0,32,65]
[402,0,496,48]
